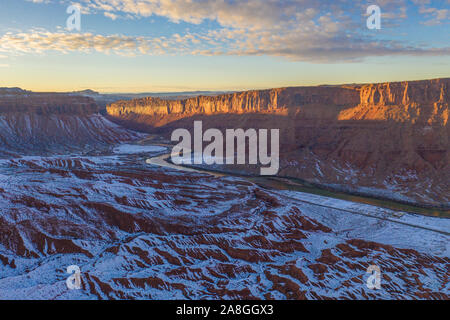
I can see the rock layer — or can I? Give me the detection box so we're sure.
[106,79,450,207]
[0,152,448,299]
[0,92,142,156]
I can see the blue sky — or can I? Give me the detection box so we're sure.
[0,0,449,93]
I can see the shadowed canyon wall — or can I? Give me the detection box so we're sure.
[107,79,450,208]
[0,93,141,156]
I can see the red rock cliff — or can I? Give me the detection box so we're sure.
[106,79,450,208]
[0,93,141,156]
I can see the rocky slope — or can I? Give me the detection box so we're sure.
[106,78,450,208]
[0,92,142,157]
[0,86,447,300]
[0,147,448,299]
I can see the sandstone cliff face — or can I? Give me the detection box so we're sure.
[340,79,448,124]
[107,79,448,124]
[107,78,450,208]
[0,93,101,115]
[0,93,141,156]
[107,86,361,123]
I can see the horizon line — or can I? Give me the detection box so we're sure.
[2,76,449,95]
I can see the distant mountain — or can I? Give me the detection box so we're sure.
[115,91,231,99]
[0,87,30,95]
[71,89,100,96]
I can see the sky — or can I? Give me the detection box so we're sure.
[0,0,449,93]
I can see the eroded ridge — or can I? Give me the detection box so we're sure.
[0,154,448,300]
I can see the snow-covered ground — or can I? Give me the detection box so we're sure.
[0,144,447,300]
[275,189,449,256]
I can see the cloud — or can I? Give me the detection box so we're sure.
[0,30,144,55]
[5,0,449,62]
[1,27,448,63]
[77,0,413,26]
[104,12,118,20]
[419,6,449,25]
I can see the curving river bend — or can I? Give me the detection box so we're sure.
[146,151,450,219]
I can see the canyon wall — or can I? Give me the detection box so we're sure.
[107,78,450,208]
[107,86,361,125]
[0,93,101,115]
[0,93,141,156]
[107,79,448,123]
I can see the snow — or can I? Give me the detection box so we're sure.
[0,143,448,300]
[275,189,450,256]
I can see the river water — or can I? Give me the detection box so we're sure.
[146,153,450,219]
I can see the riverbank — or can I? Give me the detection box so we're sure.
[146,148,450,218]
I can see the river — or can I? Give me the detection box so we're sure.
[146,152,449,219]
